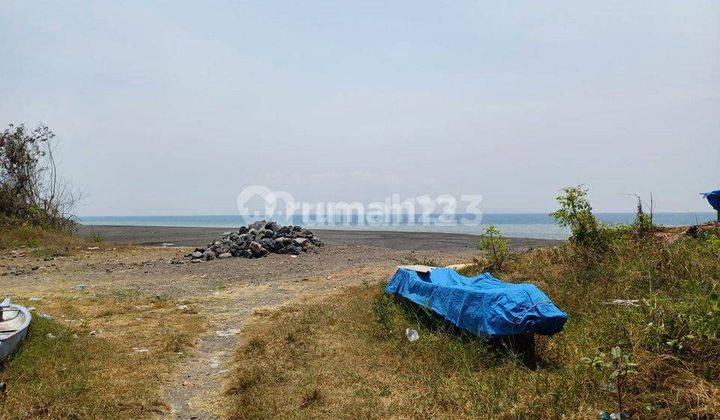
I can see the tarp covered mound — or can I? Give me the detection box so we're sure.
[703,190,720,211]
[386,268,568,336]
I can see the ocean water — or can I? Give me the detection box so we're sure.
[79,213,717,241]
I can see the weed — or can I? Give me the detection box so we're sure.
[476,224,509,272]
[582,346,638,415]
[371,292,396,337]
[300,388,322,408]
[401,253,439,267]
[88,231,104,243]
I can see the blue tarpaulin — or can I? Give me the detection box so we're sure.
[386,268,568,336]
[703,190,720,211]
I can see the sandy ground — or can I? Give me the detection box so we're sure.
[3,226,560,419]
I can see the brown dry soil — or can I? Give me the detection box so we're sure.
[2,226,559,419]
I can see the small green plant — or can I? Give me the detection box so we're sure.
[642,293,720,355]
[551,185,608,252]
[89,231,104,243]
[372,293,396,336]
[582,346,638,416]
[700,232,720,255]
[402,253,439,267]
[631,194,654,236]
[477,224,509,272]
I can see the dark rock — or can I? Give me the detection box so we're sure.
[248,220,267,231]
[258,238,275,251]
[190,221,321,261]
[265,221,279,231]
[203,250,216,261]
[275,237,292,246]
[249,241,267,256]
[232,249,252,258]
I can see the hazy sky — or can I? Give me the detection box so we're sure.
[1,1,718,215]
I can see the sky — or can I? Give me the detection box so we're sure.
[1,0,719,215]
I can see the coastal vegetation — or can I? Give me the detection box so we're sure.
[0,123,82,254]
[0,124,77,230]
[225,188,720,418]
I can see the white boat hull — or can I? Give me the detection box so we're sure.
[0,299,32,361]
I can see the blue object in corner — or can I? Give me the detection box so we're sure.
[386,268,568,336]
[703,190,720,211]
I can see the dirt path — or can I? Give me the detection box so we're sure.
[163,261,399,418]
[156,244,477,419]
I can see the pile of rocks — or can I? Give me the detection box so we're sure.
[187,220,323,261]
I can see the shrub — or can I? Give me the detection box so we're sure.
[88,230,104,243]
[632,195,654,236]
[476,224,509,272]
[0,123,77,230]
[551,185,613,265]
[582,346,638,416]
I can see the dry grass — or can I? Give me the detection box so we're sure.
[0,291,204,419]
[225,235,720,418]
[0,224,84,258]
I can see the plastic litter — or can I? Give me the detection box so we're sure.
[598,411,629,420]
[605,299,639,307]
[405,328,419,342]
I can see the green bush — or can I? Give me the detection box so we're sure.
[476,224,509,272]
[551,185,609,251]
[632,196,654,236]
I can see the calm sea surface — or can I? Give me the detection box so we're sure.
[79,213,716,241]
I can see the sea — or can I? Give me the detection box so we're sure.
[78,213,717,241]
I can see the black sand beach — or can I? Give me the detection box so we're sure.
[77,225,561,251]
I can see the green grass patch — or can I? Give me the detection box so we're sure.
[0,293,203,419]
